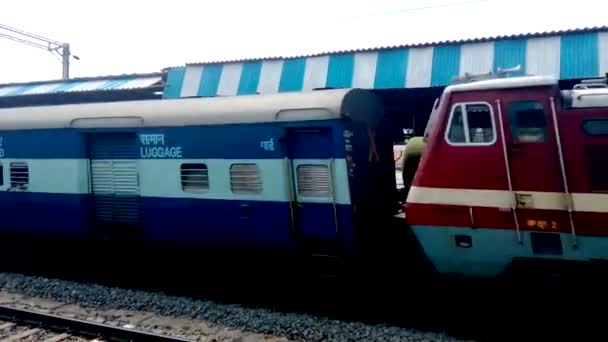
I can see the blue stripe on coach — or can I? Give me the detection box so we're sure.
[0,192,90,239]
[0,120,347,159]
[140,197,353,247]
[0,192,355,253]
[0,129,87,159]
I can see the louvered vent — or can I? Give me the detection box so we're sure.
[89,134,140,224]
[230,163,262,194]
[181,163,209,193]
[297,164,333,197]
[10,162,29,189]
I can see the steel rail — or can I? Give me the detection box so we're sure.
[0,304,191,342]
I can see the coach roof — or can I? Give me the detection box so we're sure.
[445,75,558,94]
[0,88,384,131]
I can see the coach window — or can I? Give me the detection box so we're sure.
[10,162,29,190]
[297,164,333,198]
[230,163,262,194]
[508,101,548,142]
[446,103,495,145]
[180,163,209,193]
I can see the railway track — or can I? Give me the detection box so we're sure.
[0,304,190,342]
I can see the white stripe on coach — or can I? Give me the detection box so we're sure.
[0,158,352,205]
[139,158,351,204]
[0,159,90,195]
[406,186,608,213]
[571,193,608,213]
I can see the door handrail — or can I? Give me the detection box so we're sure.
[285,157,296,234]
[329,158,339,234]
[550,97,577,248]
[495,99,522,244]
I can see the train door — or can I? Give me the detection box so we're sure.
[497,91,567,247]
[88,133,141,239]
[498,96,562,191]
[286,128,339,248]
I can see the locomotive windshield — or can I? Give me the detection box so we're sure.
[423,97,441,141]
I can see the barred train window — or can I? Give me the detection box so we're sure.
[180,163,209,193]
[10,162,29,189]
[297,164,333,198]
[230,163,262,194]
[447,103,495,144]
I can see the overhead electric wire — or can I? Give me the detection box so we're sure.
[0,33,51,50]
[343,0,495,20]
[0,23,76,79]
[0,24,62,46]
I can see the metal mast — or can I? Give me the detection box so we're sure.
[0,24,78,79]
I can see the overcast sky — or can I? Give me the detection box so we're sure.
[0,0,605,84]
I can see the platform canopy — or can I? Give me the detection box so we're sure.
[162,26,608,99]
[0,72,165,108]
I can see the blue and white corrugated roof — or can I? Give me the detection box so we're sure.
[162,25,608,99]
[0,73,164,98]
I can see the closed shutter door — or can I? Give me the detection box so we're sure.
[89,134,140,224]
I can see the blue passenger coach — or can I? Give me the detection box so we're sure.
[0,88,396,259]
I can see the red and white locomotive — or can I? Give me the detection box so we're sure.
[402,73,608,278]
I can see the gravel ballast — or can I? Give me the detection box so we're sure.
[0,272,469,342]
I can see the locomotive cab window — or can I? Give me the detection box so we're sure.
[230,163,262,194]
[585,145,608,192]
[582,119,608,192]
[582,119,608,136]
[10,162,29,190]
[297,164,333,198]
[446,102,495,145]
[180,163,209,193]
[508,101,548,142]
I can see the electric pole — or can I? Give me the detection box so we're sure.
[0,24,79,79]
